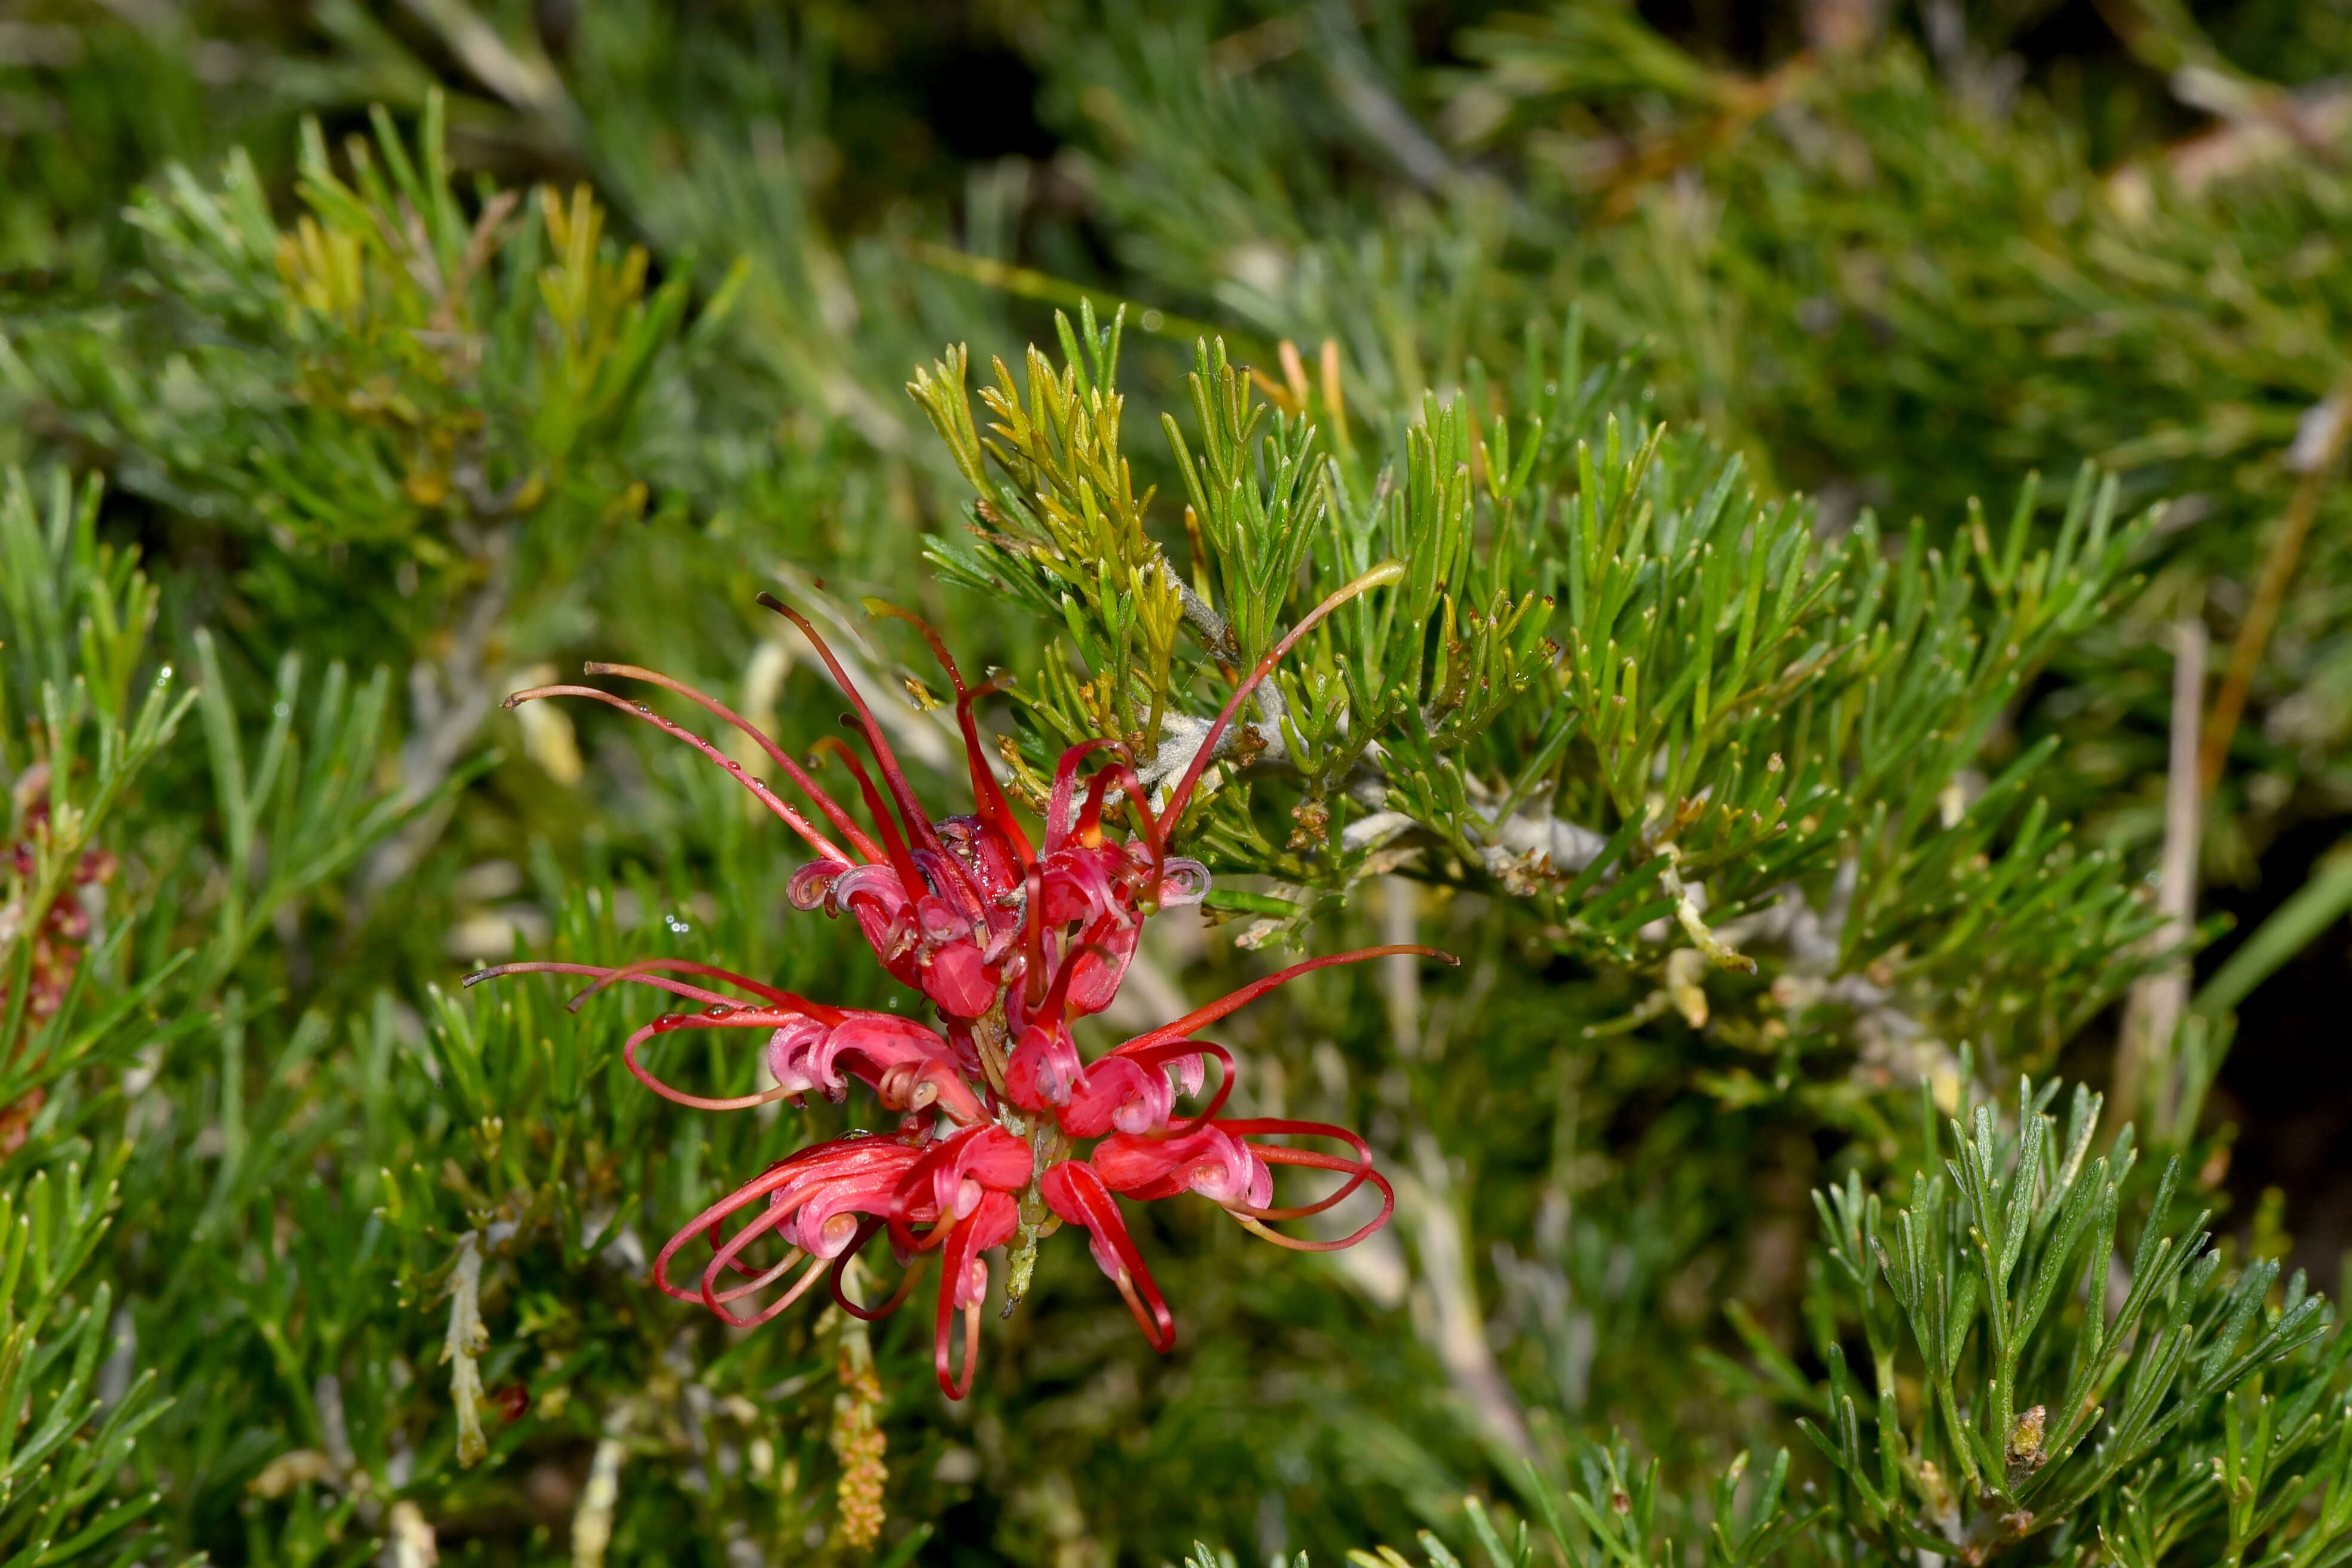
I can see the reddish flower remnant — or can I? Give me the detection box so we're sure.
[5,789,118,1026]
[473,569,1439,1397]
[2,771,120,1154]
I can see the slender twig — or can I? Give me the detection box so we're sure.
[1358,873,1533,1457]
[901,242,1241,351]
[360,535,512,896]
[1398,1130,1536,1461]
[2198,378,2352,791]
[2115,616,2205,1136]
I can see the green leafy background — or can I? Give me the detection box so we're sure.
[0,2,2348,1565]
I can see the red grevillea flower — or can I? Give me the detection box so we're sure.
[471,566,1441,1397]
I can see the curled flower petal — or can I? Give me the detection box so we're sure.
[788,859,854,911]
[1153,856,1211,908]
[936,815,1025,908]
[920,938,997,1018]
[1222,1140,1395,1251]
[1062,918,1140,1018]
[779,1167,904,1260]
[934,1189,1018,1398]
[1091,1125,1270,1209]
[1041,1160,1176,1351]
[766,1012,956,1101]
[1055,1039,1224,1140]
[875,1058,987,1124]
[1004,1022,1085,1111]
[910,846,992,925]
[1040,845,1123,929]
[1212,1118,1379,1220]
[652,1134,921,1328]
[1056,1055,1167,1139]
[916,893,972,945]
[623,1007,832,1111]
[892,1125,1033,1249]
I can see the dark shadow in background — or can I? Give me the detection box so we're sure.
[2202,821,2352,1286]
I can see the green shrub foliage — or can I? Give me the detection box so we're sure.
[0,2,2347,1564]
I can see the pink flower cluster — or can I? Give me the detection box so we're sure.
[475,579,1431,1397]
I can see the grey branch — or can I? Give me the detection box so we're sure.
[362,532,513,896]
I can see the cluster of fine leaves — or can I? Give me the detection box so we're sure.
[1796,1082,2350,1564]
[914,311,2165,1112]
